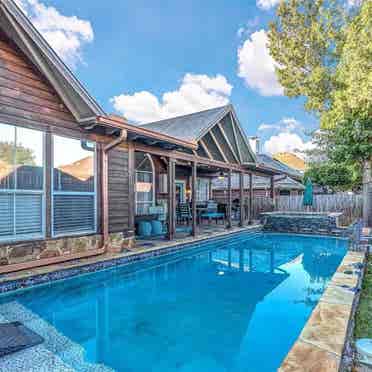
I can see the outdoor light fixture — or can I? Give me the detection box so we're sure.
[218,171,225,180]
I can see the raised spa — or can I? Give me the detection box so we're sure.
[261,211,343,234]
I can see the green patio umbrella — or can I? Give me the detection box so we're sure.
[303,178,313,208]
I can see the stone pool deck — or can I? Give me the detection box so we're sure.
[279,249,367,372]
[0,224,260,292]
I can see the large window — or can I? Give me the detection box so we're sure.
[196,178,210,202]
[135,153,155,215]
[0,123,44,241]
[52,135,96,236]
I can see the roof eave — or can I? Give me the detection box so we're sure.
[95,116,198,150]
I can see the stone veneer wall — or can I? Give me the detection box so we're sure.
[262,215,346,236]
[0,233,135,267]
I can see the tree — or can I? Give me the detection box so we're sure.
[268,0,372,224]
[0,141,36,166]
[268,0,347,114]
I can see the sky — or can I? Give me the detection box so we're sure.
[14,0,357,156]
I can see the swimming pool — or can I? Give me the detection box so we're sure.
[0,232,348,372]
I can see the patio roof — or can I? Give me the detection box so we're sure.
[140,104,257,166]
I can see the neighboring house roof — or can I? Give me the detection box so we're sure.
[273,152,306,172]
[140,104,256,165]
[256,154,303,180]
[212,173,304,191]
[58,156,93,181]
[0,0,105,122]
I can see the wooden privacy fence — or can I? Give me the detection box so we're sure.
[274,193,363,226]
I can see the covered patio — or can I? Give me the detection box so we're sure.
[131,105,282,242]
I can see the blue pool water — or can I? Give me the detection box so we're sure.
[0,232,347,372]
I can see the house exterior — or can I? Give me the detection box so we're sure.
[0,0,293,273]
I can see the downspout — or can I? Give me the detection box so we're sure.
[102,130,127,251]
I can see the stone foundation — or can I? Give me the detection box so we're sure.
[0,232,135,267]
[106,231,136,253]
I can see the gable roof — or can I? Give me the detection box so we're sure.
[0,0,105,122]
[257,154,303,180]
[140,105,231,143]
[140,104,256,164]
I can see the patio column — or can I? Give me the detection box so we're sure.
[249,173,253,224]
[167,158,176,240]
[128,143,135,233]
[227,169,232,228]
[270,176,275,201]
[191,161,197,236]
[239,172,244,227]
[45,130,52,238]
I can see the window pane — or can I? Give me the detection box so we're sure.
[0,193,14,238]
[0,123,15,189]
[53,194,95,235]
[16,127,44,191]
[197,178,209,201]
[136,172,153,202]
[135,153,153,171]
[136,203,152,216]
[53,135,95,192]
[15,193,43,236]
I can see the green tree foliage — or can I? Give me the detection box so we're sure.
[268,0,371,190]
[0,141,36,166]
[268,0,347,113]
[305,162,360,191]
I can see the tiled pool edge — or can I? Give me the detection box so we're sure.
[0,225,261,294]
[279,249,367,372]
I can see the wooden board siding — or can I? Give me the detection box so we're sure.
[108,148,130,233]
[0,30,84,137]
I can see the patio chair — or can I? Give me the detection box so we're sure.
[176,203,192,224]
[200,201,225,224]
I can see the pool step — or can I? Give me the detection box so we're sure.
[0,302,114,372]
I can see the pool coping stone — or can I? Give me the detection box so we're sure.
[279,249,366,372]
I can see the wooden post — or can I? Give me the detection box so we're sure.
[167,158,176,240]
[249,173,253,224]
[270,176,275,207]
[239,172,244,227]
[227,169,232,228]
[101,148,109,246]
[191,161,197,236]
[45,131,52,238]
[128,143,135,233]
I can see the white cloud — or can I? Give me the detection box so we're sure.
[15,0,94,68]
[237,30,283,96]
[263,132,314,155]
[256,0,281,10]
[237,17,260,38]
[260,117,314,155]
[111,73,233,124]
[259,117,303,133]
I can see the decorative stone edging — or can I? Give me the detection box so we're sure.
[279,250,366,372]
[0,226,262,294]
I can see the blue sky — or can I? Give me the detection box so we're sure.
[18,0,320,155]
